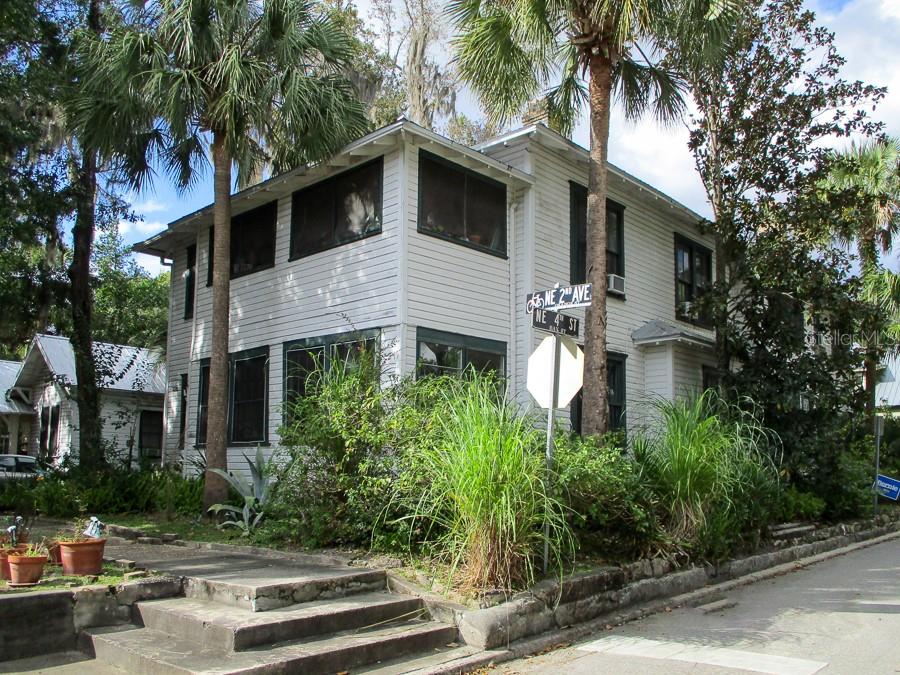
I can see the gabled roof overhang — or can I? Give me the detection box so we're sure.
[133,119,534,258]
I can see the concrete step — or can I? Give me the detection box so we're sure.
[771,525,816,540]
[82,620,459,675]
[135,592,429,651]
[356,644,483,674]
[183,566,387,611]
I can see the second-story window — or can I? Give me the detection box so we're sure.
[207,201,277,283]
[418,150,507,257]
[569,183,625,284]
[184,245,196,319]
[674,234,712,323]
[290,157,383,260]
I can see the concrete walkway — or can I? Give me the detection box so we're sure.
[497,536,900,674]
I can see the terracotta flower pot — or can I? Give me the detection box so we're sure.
[59,538,106,576]
[1,545,29,581]
[7,555,47,585]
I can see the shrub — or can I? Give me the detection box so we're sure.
[777,486,826,522]
[554,433,663,559]
[271,344,415,548]
[633,391,781,559]
[397,374,573,592]
[0,466,202,517]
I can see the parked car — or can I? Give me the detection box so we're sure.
[0,454,41,481]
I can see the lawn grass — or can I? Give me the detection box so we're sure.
[103,512,242,544]
[0,562,126,594]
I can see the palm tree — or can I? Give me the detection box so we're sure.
[78,0,368,508]
[451,0,739,435]
[823,138,900,413]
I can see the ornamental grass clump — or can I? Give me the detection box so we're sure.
[403,373,573,593]
[633,391,780,557]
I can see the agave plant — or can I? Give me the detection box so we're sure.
[207,447,272,536]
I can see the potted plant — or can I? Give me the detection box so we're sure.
[0,544,28,581]
[7,543,48,586]
[57,518,107,576]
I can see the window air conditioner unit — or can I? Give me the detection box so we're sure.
[608,274,626,296]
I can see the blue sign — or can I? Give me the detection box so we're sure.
[875,474,900,501]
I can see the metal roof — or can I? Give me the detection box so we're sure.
[13,335,166,395]
[0,360,30,415]
[631,319,715,348]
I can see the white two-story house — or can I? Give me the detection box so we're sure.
[134,120,717,467]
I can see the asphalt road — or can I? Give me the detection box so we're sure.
[499,536,900,675]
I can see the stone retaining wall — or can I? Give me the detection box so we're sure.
[456,515,900,649]
[0,576,182,661]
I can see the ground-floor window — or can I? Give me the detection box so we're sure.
[415,327,506,378]
[570,352,627,435]
[702,365,722,392]
[283,329,380,413]
[195,348,271,447]
[229,347,269,445]
[196,359,210,446]
[139,410,163,459]
[38,404,60,460]
[0,418,8,453]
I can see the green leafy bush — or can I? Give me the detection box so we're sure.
[0,466,202,517]
[269,344,427,549]
[397,374,573,591]
[632,392,781,560]
[554,433,662,559]
[777,486,826,522]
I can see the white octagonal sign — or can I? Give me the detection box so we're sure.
[527,335,584,409]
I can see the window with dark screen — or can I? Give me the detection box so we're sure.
[139,410,164,459]
[290,158,383,259]
[570,182,625,283]
[229,347,269,445]
[418,151,507,256]
[207,201,277,283]
[184,245,196,319]
[196,359,210,446]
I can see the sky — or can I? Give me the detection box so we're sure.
[126,0,900,276]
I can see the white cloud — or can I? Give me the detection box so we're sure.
[134,220,166,236]
[116,219,166,239]
[133,199,168,215]
[133,253,168,277]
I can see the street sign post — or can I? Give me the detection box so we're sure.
[875,474,900,501]
[527,333,584,573]
[874,415,885,515]
[525,283,593,314]
[532,308,580,338]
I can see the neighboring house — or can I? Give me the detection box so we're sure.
[134,119,717,468]
[876,354,900,415]
[0,360,32,453]
[5,335,167,465]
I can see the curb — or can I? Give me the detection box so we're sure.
[421,525,900,674]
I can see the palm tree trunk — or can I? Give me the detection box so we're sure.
[203,133,231,511]
[202,132,232,512]
[581,52,612,437]
[69,149,103,469]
